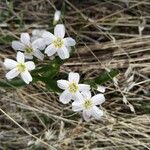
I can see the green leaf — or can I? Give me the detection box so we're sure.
[85,69,119,88]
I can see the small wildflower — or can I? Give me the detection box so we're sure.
[43,24,76,59]
[57,72,90,104]
[72,91,105,121]
[4,52,35,84]
[53,10,61,25]
[97,85,106,93]
[12,33,45,60]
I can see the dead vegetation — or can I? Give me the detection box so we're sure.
[0,0,150,149]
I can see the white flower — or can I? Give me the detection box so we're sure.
[43,24,76,60]
[97,85,106,93]
[72,91,105,121]
[12,33,45,60]
[53,10,61,24]
[4,52,35,84]
[57,72,90,104]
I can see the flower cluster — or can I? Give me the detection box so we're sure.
[57,72,105,121]
[4,24,76,84]
[3,11,106,122]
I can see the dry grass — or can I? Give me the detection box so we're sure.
[0,0,150,149]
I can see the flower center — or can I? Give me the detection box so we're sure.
[68,82,78,94]
[52,37,64,48]
[17,63,26,72]
[83,99,93,110]
[25,46,34,54]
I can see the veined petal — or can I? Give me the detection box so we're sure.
[57,46,69,59]
[68,72,80,83]
[73,91,83,101]
[59,90,72,104]
[83,110,91,122]
[72,101,83,112]
[32,38,46,50]
[20,33,30,45]
[81,91,91,99]
[17,52,25,63]
[79,84,90,92]
[91,94,105,105]
[45,44,57,56]
[4,59,17,69]
[33,50,44,60]
[64,37,76,47]
[91,106,103,120]
[25,55,33,60]
[25,61,35,71]
[12,41,25,51]
[42,31,55,45]
[20,71,32,84]
[6,68,19,80]
[54,24,65,38]
[57,80,69,90]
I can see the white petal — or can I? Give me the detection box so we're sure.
[64,37,76,47]
[45,44,57,56]
[81,91,91,99]
[25,61,35,71]
[57,47,69,60]
[54,10,61,22]
[32,38,46,50]
[68,72,80,83]
[59,90,72,104]
[54,24,65,38]
[73,91,83,101]
[97,85,106,93]
[20,33,30,45]
[4,59,17,69]
[57,80,69,90]
[79,84,90,92]
[72,101,83,112]
[83,110,91,122]
[20,71,32,84]
[91,106,103,120]
[33,50,44,60]
[12,41,25,51]
[25,55,33,60]
[17,52,25,63]
[92,94,105,105]
[42,31,55,45]
[6,68,20,80]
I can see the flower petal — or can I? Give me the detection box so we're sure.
[4,59,17,69]
[59,90,72,104]
[57,46,69,59]
[20,33,30,45]
[33,50,44,60]
[97,85,106,93]
[81,91,91,99]
[57,80,69,90]
[64,37,76,47]
[12,41,25,51]
[72,101,83,112]
[25,61,35,71]
[79,84,90,92]
[73,91,83,101]
[83,110,91,122]
[45,44,57,56]
[25,55,33,60]
[6,68,20,80]
[91,94,105,105]
[32,38,46,50]
[91,106,103,120]
[42,31,55,45]
[17,52,25,63]
[54,24,65,38]
[20,71,32,84]
[68,72,80,83]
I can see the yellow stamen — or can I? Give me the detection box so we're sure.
[84,99,93,109]
[68,82,78,94]
[52,37,64,48]
[17,63,26,72]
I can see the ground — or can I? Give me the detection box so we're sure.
[0,0,150,150]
